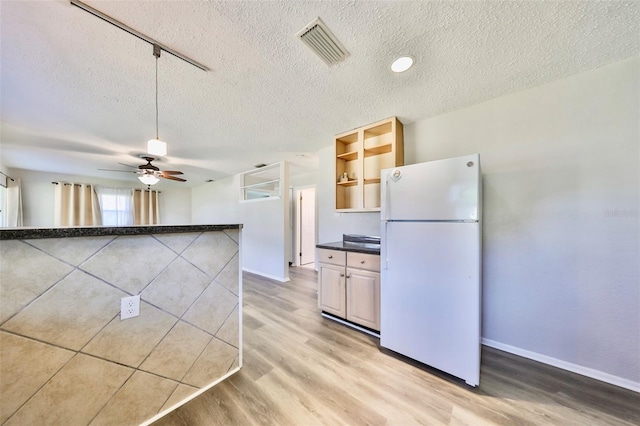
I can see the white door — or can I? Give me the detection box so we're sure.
[381,153,480,221]
[380,221,481,386]
[299,187,316,265]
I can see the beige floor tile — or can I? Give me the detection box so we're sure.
[141,257,212,317]
[153,232,201,254]
[2,270,125,350]
[182,338,239,388]
[215,304,240,348]
[229,355,240,370]
[182,282,238,335]
[83,302,177,367]
[5,354,132,426]
[223,228,240,243]
[214,252,240,295]
[0,332,75,424]
[139,320,211,382]
[0,240,73,324]
[89,370,178,426]
[80,235,177,294]
[181,232,238,279]
[27,236,115,267]
[158,383,199,414]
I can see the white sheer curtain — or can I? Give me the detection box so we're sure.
[95,186,134,226]
[54,182,102,227]
[133,189,160,225]
[6,178,23,227]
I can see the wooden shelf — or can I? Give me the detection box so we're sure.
[335,117,403,211]
[337,151,358,161]
[364,144,392,157]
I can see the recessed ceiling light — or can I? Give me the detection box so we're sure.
[391,56,414,73]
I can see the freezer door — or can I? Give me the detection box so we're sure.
[380,221,481,386]
[381,154,480,221]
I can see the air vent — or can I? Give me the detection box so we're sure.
[297,18,349,66]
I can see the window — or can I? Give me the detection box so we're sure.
[95,187,134,226]
[0,183,5,227]
[240,162,283,201]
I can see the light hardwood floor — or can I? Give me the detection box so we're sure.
[154,267,639,426]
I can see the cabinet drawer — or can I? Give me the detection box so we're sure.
[347,252,380,272]
[317,248,346,266]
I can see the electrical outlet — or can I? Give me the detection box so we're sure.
[120,295,140,320]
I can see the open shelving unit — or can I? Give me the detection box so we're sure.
[334,117,404,212]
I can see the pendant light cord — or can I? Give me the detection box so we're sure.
[153,44,161,140]
[155,52,159,140]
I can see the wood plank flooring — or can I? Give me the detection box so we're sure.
[154,267,639,426]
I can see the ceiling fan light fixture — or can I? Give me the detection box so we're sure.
[147,139,167,156]
[138,174,160,185]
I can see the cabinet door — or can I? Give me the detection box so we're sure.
[318,263,346,318]
[346,268,380,331]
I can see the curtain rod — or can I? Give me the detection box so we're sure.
[69,0,209,72]
[1,171,15,182]
[51,182,160,192]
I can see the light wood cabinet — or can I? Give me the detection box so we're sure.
[318,263,346,317]
[335,117,404,212]
[346,268,380,330]
[318,249,380,332]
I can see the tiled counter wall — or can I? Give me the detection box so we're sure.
[0,228,241,425]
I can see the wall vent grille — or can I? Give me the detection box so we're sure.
[297,18,349,66]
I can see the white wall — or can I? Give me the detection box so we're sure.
[191,163,291,282]
[317,56,640,389]
[5,168,192,227]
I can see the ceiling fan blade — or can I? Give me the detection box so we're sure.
[160,170,183,175]
[98,169,138,173]
[117,162,138,168]
[160,175,187,182]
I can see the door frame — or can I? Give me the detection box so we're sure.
[293,185,317,268]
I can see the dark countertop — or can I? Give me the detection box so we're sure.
[0,224,241,240]
[316,241,380,255]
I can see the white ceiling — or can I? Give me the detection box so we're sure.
[1,0,638,188]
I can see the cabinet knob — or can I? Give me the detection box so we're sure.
[328,255,333,259]
[360,260,365,264]
[340,273,345,277]
[346,274,351,278]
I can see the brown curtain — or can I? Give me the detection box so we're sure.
[133,189,160,225]
[53,183,102,227]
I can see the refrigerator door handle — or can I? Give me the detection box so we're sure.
[382,174,390,221]
[382,221,388,270]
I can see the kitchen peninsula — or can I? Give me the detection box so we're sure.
[316,235,381,335]
[0,224,241,425]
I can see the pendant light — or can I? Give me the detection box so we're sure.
[147,44,167,157]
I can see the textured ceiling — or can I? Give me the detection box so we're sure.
[1,0,638,188]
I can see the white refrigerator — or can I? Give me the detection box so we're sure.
[380,153,481,387]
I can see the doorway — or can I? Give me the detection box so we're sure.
[296,186,316,267]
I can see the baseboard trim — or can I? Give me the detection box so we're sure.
[242,268,290,282]
[481,338,639,393]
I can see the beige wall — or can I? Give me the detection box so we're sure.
[0,229,241,424]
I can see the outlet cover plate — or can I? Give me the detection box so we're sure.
[121,295,140,320]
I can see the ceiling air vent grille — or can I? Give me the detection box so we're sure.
[297,18,349,66]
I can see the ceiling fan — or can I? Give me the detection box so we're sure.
[100,156,186,185]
